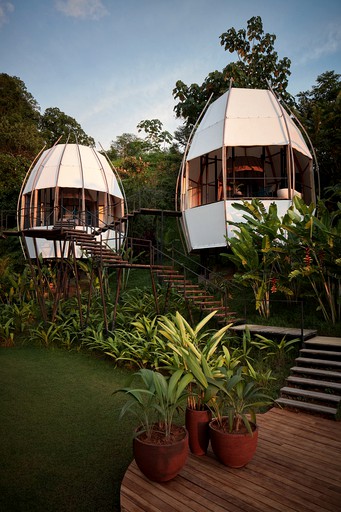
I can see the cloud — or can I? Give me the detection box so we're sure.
[0,1,14,28]
[296,22,341,65]
[54,0,108,20]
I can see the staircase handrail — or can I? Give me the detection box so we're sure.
[169,245,226,283]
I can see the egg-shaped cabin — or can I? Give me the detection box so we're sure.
[178,87,315,252]
[18,143,126,259]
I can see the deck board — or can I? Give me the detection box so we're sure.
[230,324,317,340]
[120,408,341,512]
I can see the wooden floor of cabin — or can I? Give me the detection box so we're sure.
[120,407,341,512]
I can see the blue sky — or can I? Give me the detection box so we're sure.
[1,0,340,149]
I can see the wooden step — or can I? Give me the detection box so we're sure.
[300,348,341,359]
[280,386,341,403]
[295,357,341,369]
[304,336,341,349]
[275,398,337,416]
[85,249,118,256]
[286,375,341,391]
[290,366,341,379]
[198,300,222,305]
[68,232,94,239]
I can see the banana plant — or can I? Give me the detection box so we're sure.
[224,199,288,318]
[283,196,341,324]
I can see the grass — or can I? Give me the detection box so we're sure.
[0,347,135,512]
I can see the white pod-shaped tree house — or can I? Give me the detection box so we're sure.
[18,142,126,259]
[178,86,315,252]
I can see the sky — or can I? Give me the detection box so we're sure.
[1,0,340,150]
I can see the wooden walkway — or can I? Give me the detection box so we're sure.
[230,324,317,340]
[120,408,341,511]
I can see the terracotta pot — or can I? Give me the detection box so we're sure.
[185,406,212,455]
[209,418,258,468]
[133,426,189,482]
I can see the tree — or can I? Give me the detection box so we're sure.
[137,119,173,151]
[0,74,44,212]
[39,107,95,147]
[107,133,148,160]
[295,71,341,192]
[173,16,292,128]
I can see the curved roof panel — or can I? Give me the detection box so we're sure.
[23,144,123,198]
[187,88,312,161]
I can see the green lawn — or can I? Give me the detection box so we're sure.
[0,347,135,512]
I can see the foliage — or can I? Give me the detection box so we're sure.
[137,119,173,151]
[114,145,181,213]
[0,73,44,211]
[296,71,341,192]
[223,199,290,318]
[158,311,233,409]
[283,196,341,323]
[0,74,95,214]
[224,196,341,323]
[107,132,148,159]
[114,368,192,441]
[209,369,273,434]
[251,334,300,366]
[219,16,292,99]
[0,318,15,346]
[173,16,292,128]
[29,321,64,347]
[39,107,95,147]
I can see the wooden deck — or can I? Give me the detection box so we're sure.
[120,408,341,511]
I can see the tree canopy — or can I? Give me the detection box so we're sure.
[295,71,341,192]
[0,74,44,212]
[173,16,292,128]
[39,107,95,147]
[0,73,95,214]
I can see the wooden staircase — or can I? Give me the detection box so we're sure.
[64,230,236,324]
[153,267,237,324]
[276,336,341,419]
[65,230,127,266]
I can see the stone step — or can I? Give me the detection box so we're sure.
[295,357,341,369]
[275,398,337,416]
[280,386,341,403]
[290,366,341,380]
[286,375,341,391]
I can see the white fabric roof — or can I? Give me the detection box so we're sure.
[187,88,312,161]
[23,144,123,198]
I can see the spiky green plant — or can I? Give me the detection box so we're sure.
[114,368,192,441]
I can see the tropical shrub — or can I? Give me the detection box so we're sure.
[224,200,291,318]
[224,196,341,323]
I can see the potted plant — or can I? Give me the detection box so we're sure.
[158,311,233,455]
[208,368,273,468]
[114,368,192,482]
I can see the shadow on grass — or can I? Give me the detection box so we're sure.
[0,347,135,512]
